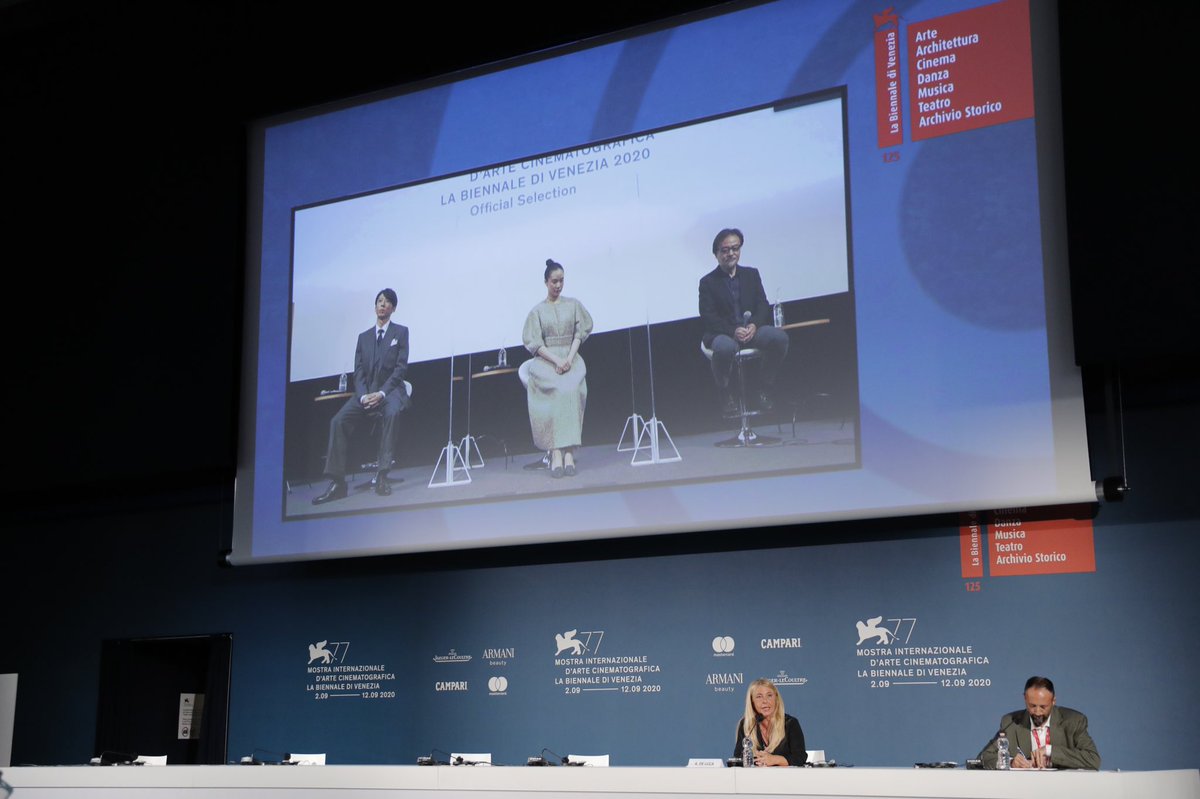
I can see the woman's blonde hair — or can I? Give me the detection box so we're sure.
[741,678,786,752]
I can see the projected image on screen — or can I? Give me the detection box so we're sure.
[234,0,1096,564]
[282,92,858,520]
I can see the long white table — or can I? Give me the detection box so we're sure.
[4,765,1198,799]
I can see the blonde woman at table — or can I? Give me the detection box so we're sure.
[733,678,808,766]
[521,259,593,478]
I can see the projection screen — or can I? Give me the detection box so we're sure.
[232,0,1093,564]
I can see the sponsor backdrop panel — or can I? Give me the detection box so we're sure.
[230,570,424,764]
[4,403,1194,769]
[223,520,1198,769]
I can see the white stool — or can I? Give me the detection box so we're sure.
[700,342,778,448]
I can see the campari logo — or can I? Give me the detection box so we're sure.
[435,681,469,692]
[760,637,802,649]
[711,636,735,656]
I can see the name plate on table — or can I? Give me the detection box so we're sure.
[687,758,726,768]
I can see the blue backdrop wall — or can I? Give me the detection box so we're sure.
[4,383,1197,770]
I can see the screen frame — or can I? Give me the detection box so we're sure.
[231,0,1094,566]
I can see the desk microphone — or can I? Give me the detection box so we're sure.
[417,748,452,766]
[526,748,561,766]
[544,748,571,766]
[239,748,286,765]
[531,748,581,766]
[96,751,138,766]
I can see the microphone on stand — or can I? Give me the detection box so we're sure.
[527,747,567,766]
[417,748,452,766]
[547,748,572,766]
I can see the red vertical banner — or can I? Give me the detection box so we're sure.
[987,507,1096,577]
[874,15,903,148]
[959,511,984,578]
[907,0,1034,141]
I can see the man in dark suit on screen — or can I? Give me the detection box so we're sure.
[312,288,411,504]
[699,228,789,414]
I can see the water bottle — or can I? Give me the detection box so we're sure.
[338,372,348,392]
[498,346,507,368]
[773,300,785,328]
[742,736,754,768]
[995,731,1010,770]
